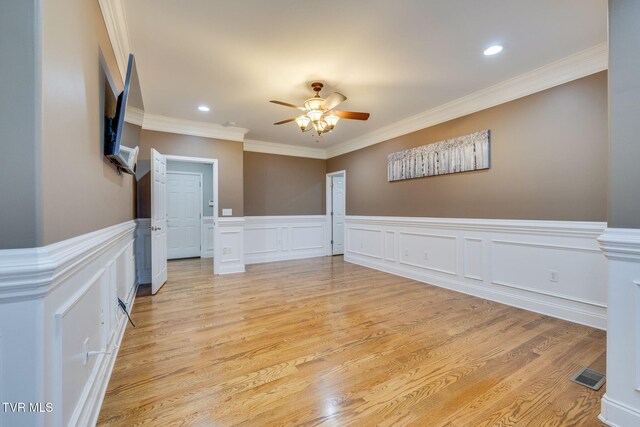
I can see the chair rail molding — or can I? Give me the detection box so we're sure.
[598,228,640,427]
[344,216,607,329]
[0,220,138,426]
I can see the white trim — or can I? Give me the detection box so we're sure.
[600,394,640,427]
[143,114,249,142]
[217,218,246,274]
[244,216,327,264]
[326,42,608,158]
[344,216,607,329]
[160,154,219,274]
[598,228,640,262]
[97,0,132,80]
[0,220,137,426]
[243,139,327,159]
[124,106,144,126]
[0,221,136,301]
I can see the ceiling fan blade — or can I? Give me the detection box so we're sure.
[321,92,347,110]
[273,118,297,125]
[270,100,305,110]
[334,110,370,121]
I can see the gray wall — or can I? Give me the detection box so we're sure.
[0,0,40,248]
[608,0,640,228]
[327,72,608,221]
[243,152,326,216]
[167,160,214,216]
[39,0,134,245]
[137,130,244,218]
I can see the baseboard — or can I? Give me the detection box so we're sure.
[344,216,607,329]
[347,253,606,329]
[600,394,640,427]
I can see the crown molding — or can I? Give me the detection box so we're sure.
[124,107,144,126]
[98,0,132,80]
[243,139,327,159]
[142,114,249,142]
[326,42,608,159]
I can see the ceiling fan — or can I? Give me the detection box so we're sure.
[270,82,370,135]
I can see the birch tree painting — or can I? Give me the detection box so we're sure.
[387,129,490,181]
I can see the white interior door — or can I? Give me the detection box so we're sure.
[332,175,345,255]
[167,172,202,259]
[151,148,168,294]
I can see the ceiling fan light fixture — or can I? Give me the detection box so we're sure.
[325,112,339,128]
[307,109,323,122]
[304,97,324,111]
[295,115,311,131]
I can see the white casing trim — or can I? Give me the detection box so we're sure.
[243,139,327,160]
[244,216,327,264]
[0,220,138,426]
[142,114,249,142]
[97,0,132,80]
[217,218,246,274]
[326,42,608,158]
[344,216,607,329]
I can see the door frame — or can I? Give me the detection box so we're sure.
[162,154,219,274]
[325,170,346,256]
[166,170,203,260]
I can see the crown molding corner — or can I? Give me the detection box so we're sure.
[98,0,132,80]
[326,42,608,159]
[142,114,249,142]
[243,139,327,159]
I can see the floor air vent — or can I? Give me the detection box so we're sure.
[571,367,605,390]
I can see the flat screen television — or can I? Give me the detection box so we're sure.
[104,53,144,175]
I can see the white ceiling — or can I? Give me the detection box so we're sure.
[124,0,607,148]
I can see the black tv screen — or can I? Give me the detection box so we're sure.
[104,54,144,175]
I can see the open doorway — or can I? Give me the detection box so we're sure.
[150,150,219,294]
[326,170,346,256]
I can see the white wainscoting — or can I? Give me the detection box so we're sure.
[136,218,152,284]
[244,216,327,265]
[598,228,640,426]
[217,217,245,274]
[0,220,138,427]
[344,216,607,329]
[201,216,214,259]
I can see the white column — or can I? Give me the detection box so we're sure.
[599,229,640,425]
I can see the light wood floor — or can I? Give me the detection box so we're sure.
[98,257,606,426]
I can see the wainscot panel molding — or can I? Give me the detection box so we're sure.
[598,228,640,426]
[344,216,607,329]
[201,216,215,259]
[0,220,138,427]
[244,216,327,264]
[217,217,246,274]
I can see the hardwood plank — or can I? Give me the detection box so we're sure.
[98,257,605,426]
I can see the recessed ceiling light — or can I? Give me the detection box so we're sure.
[198,105,210,112]
[483,45,503,56]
